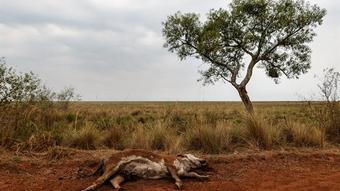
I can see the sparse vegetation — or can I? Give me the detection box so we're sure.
[1,100,338,154]
[0,60,339,154]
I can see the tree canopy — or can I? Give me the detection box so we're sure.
[162,0,326,113]
[0,57,43,105]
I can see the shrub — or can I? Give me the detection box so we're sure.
[308,68,340,143]
[0,58,45,105]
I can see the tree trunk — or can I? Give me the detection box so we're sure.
[237,86,254,115]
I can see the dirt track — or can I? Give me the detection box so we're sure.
[1,149,340,191]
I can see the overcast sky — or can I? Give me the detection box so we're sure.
[0,0,339,101]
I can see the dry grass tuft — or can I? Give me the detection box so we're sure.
[63,124,100,150]
[184,122,232,154]
[45,147,72,161]
[245,115,272,149]
[27,132,56,152]
[148,122,178,151]
[282,121,324,147]
[101,126,127,150]
[127,125,150,150]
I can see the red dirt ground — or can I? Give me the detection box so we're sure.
[1,148,340,191]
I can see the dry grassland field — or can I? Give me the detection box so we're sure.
[0,101,340,190]
[1,0,340,190]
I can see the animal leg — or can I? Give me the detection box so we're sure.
[82,164,121,191]
[110,175,125,190]
[168,166,183,189]
[183,172,209,179]
[89,159,105,176]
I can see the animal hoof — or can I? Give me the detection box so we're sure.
[176,181,183,190]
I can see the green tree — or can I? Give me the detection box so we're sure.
[0,57,80,106]
[162,0,326,114]
[0,57,43,105]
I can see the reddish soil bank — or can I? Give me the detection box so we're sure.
[0,149,340,191]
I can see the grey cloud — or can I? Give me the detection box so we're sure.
[0,0,338,101]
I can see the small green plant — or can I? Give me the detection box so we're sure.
[0,58,46,105]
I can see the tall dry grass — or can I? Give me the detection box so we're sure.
[245,115,273,149]
[0,101,338,154]
[183,123,232,154]
[282,120,324,147]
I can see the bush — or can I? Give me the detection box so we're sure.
[0,58,45,105]
[304,68,340,143]
[0,59,80,150]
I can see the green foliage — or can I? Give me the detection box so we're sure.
[0,59,81,149]
[163,0,326,113]
[0,58,80,106]
[56,87,81,110]
[0,58,47,105]
[163,0,326,85]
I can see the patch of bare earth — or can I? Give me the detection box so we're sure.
[0,148,340,191]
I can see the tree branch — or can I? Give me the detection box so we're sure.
[233,39,255,58]
[240,59,257,87]
[260,26,305,60]
[181,40,237,83]
[265,60,290,78]
[219,73,238,87]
